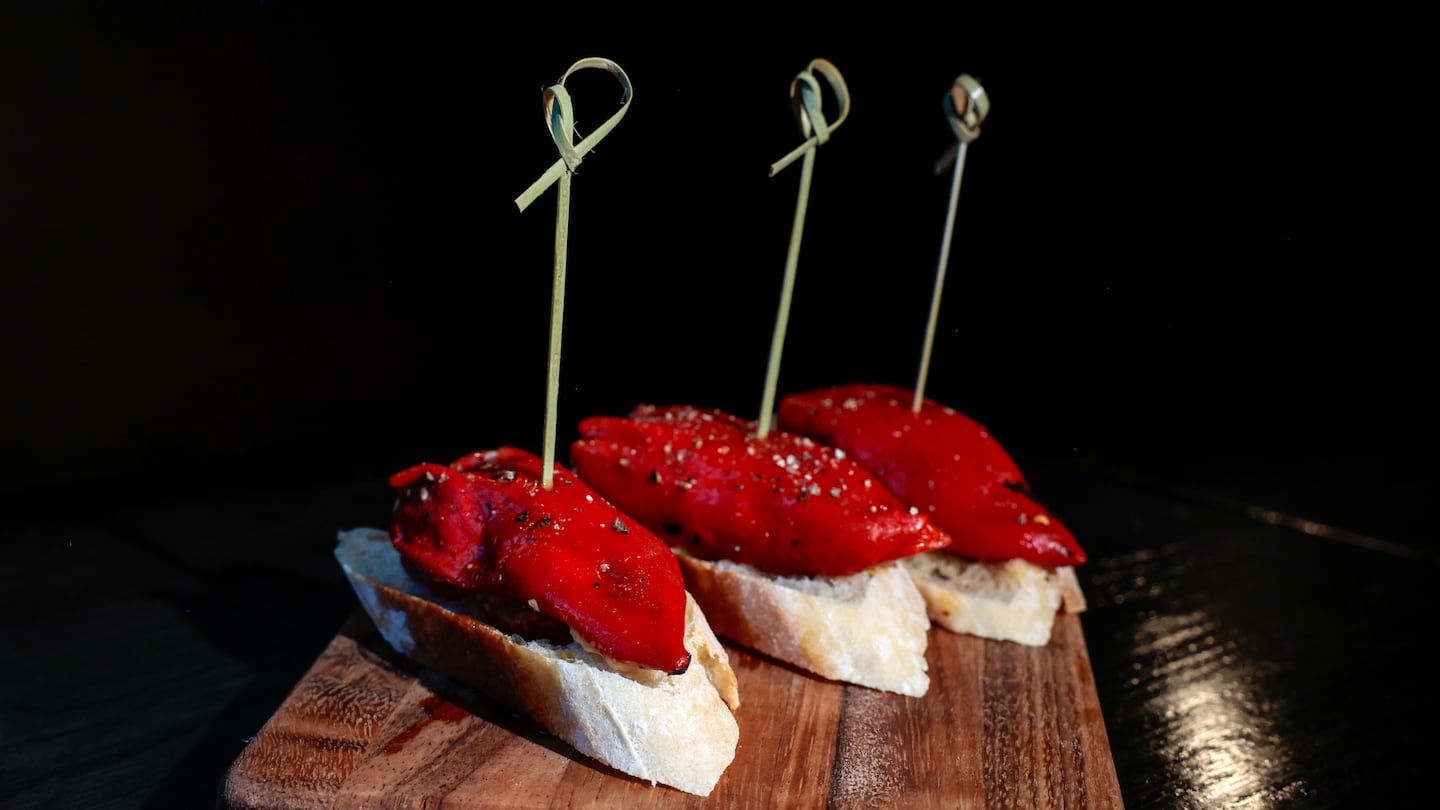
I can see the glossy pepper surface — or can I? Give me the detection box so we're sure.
[776,384,1086,567]
[388,447,691,673]
[570,405,950,577]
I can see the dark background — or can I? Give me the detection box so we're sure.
[4,6,1426,499]
[4,6,1437,809]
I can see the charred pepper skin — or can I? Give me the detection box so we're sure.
[776,384,1086,567]
[388,447,691,674]
[570,405,950,578]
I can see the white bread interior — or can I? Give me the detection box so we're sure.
[672,547,930,697]
[900,551,1086,647]
[334,527,740,797]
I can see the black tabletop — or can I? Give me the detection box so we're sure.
[3,6,1431,809]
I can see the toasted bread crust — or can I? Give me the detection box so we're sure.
[335,528,739,797]
[1056,565,1088,614]
[673,548,931,697]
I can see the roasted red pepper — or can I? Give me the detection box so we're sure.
[388,447,691,673]
[570,405,950,577]
[776,384,1086,567]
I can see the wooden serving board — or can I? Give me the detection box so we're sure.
[222,610,1120,809]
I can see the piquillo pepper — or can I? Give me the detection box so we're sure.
[776,384,1086,567]
[388,446,692,673]
[569,405,950,578]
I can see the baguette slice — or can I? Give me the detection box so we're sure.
[673,547,930,697]
[900,551,1087,647]
[335,527,741,797]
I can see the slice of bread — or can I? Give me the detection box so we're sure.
[1056,564,1088,614]
[900,551,1086,647]
[335,527,741,797]
[672,547,931,697]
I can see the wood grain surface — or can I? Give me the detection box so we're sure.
[221,609,1120,809]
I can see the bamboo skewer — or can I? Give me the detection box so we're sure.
[913,73,989,414]
[757,58,850,438]
[514,57,633,488]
